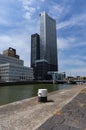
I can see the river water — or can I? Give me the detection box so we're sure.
[0,84,73,105]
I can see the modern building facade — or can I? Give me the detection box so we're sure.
[31,33,40,68]
[31,12,58,80]
[35,59,48,80]
[40,12,58,71]
[48,72,66,81]
[0,63,33,82]
[0,48,34,82]
[0,54,24,66]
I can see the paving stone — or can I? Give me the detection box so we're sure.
[52,124,81,130]
[36,87,86,130]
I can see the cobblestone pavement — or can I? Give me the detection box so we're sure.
[36,88,86,130]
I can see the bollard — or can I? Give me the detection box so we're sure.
[38,89,48,102]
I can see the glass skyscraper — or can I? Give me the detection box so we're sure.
[31,33,40,68]
[40,12,58,71]
[31,12,58,80]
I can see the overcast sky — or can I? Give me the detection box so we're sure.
[0,0,86,76]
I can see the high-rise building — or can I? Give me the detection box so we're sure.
[31,33,40,68]
[40,12,58,71]
[31,12,58,80]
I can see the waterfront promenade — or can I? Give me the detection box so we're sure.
[0,85,86,130]
[37,85,86,130]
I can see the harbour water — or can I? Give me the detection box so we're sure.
[0,84,73,105]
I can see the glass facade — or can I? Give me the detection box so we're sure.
[0,54,23,66]
[31,33,40,67]
[0,63,34,82]
[40,12,58,71]
[35,59,48,80]
[30,12,58,80]
[0,53,34,82]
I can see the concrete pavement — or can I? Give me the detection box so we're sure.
[37,87,86,130]
[0,85,86,130]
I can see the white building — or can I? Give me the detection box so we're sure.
[0,63,33,82]
[0,49,34,82]
[48,71,66,81]
[0,54,24,66]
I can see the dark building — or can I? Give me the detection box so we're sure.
[35,59,48,80]
[31,12,58,80]
[31,33,40,68]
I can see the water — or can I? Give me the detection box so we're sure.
[0,84,72,106]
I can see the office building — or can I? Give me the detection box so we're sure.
[40,12,58,71]
[0,48,34,82]
[0,54,24,66]
[35,59,48,80]
[48,72,66,81]
[0,63,33,82]
[31,12,58,80]
[31,33,40,68]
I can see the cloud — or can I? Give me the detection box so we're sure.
[57,37,76,50]
[61,58,85,66]
[0,6,10,26]
[0,35,12,47]
[72,55,86,61]
[52,4,66,15]
[0,34,30,66]
[19,0,37,20]
[57,36,86,51]
[57,14,86,29]
[67,67,86,76]
[0,35,26,49]
[0,5,9,25]
[58,54,86,76]
[48,2,70,20]
[0,0,25,27]
[19,0,47,20]
[24,9,35,20]
[0,17,9,26]
[41,0,45,2]
[19,0,35,6]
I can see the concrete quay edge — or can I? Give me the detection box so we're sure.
[37,85,86,130]
[0,85,86,130]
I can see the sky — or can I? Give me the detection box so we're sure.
[0,0,86,76]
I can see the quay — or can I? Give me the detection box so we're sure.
[0,85,86,130]
[37,85,86,130]
[0,80,79,87]
[0,80,61,87]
